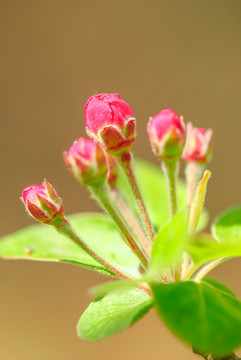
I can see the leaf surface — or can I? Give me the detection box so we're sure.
[77,287,153,341]
[188,233,241,270]
[152,279,241,356]
[0,213,140,277]
[212,206,241,243]
[149,210,188,273]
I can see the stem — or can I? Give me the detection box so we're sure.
[111,188,151,257]
[188,170,211,234]
[56,220,132,279]
[193,348,241,360]
[91,183,149,268]
[117,152,155,243]
[193,258,226,281]
[162,160,178,217]
[185,162,205,207]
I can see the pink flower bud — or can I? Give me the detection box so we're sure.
[84,93,136,156]
[21,180,64,224]
[183,122,213,163]
[63,137,108,186]
[147,109,185,162]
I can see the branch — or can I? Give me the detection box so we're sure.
[193,348,241,360]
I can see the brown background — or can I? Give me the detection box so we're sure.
[1,0,241,359]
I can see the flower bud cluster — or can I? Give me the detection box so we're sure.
[147,109,213,165]
[21,92,213,226]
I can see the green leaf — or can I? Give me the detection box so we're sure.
[0,213,140,277]
[212,206,241,243]
[188,234,241,269]
[117,158,208,232]
[89,278,146,297]
[204,278,237,298]
[149,210,188,273]
[152,279,241,356]
[77,287,153,341]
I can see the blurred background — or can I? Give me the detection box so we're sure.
[1,0,241,359]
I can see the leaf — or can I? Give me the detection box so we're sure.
[187,233,241,269]
[0,213,141,277]
[212,206,241,243]
[204,278,237,298]
[152,279,241,356]
[117,158,208,232]
[77,287,153,341]
[89,278,147,297]
[149,210,188,273]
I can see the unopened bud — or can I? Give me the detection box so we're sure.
[63,137,108,186]
[183,122,213,163]
[21,180,64,224]
[147,109,185,163]
[85,93,136,156]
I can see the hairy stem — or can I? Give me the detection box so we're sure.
[56,220,132,279]
[111,188,151,257]
[162,160,178,217]
[118,152,155,244]
[91,183,149,268]
[193,348,241,360]
[193,258,226,281]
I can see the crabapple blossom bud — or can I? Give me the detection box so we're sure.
[21,180,64,224]
[84,93,136,156]
[183,122,213,163]
[147,109,185,163]
[63,137,108,186]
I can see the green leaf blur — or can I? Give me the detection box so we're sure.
[187,233,241,269]
[212,205,241,243]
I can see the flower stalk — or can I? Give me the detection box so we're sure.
[118,152,155,244]
[193,347,241,360]
[106,153,151,255]
[110,188,151,257]
[162,160,179,217]
[56,219,133,279]
[91,182,149,268]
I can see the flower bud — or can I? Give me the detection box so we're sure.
[85,93,136,156]
[147,109,185,162]
[21,180,64,224]
[63,137,108,186]
[183,122,213,163]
